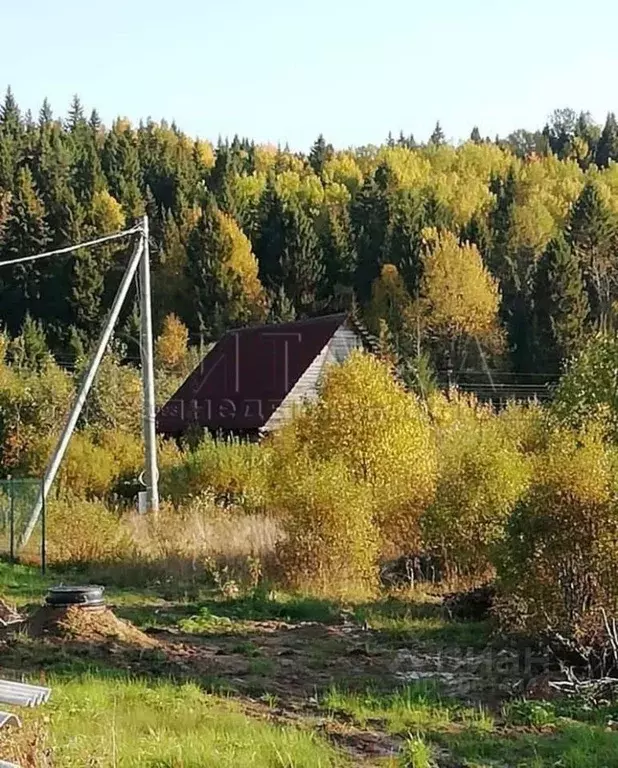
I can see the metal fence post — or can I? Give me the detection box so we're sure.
[40,478,46,576]
[8,476,14,562]
[1,482,7,535]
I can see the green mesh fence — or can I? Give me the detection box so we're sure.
[0,478,45,570]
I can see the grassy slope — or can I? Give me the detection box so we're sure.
[2,562,618,767]
[47,676,342,767]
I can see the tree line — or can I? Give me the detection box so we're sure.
[1,89,618,381]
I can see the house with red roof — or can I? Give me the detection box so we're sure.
[156,313,367,440]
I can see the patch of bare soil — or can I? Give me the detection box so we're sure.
[319,724,400,762]
[241,685,402,764]
[146,620,394,704]
[27,605,158,649]
[9,608,531,764]
[394,646,520,702]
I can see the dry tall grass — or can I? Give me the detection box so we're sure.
[44,494,283,590]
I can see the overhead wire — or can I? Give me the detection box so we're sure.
[0,225,143,268]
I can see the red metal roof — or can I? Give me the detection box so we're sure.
[156,314,348,436]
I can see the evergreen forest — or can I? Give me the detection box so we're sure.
[2,89,618,381]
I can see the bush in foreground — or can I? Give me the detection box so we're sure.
[271,450,378,596]
[287,350,437,557]
[161,434,269,512]
[495,426,618,641]
[423,393,530,579]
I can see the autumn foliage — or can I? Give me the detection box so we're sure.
[417,230,503,359]
[495,427,618,641]
[5,306,618,648]
[155,314,189,371]
[423,393,530,579]
[276,351,437,563]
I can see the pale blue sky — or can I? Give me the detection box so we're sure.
[2,0,617,150]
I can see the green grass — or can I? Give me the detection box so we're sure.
[435,724,618,767]
[502,697,618,729]
[0,559,52,603]
[189,590,342,624]
[353,598,491,648]
[400,735,433,768]
[15,674,347,767]
[0,560,188,611]
[176,590,492,648]
[0,562,487,644]
[231,640,262,657]
[5,562,618,767]
[323,684,618,767]
[322,683,494,734]
[175,591,343,635]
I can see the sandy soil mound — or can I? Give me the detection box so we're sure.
[28,605,158,649]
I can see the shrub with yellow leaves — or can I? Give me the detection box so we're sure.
[417,230,502,366]
[552,332,618,442]
[495,426,618,640]
[424,392,530,579]
[83,351,143,434]
[23,432,114,499]
[155,314,189,371]
[366,264,415,355]
[217,211,267,320]
[496,400,548,456]
[271,454,378,597]
[95,428,144,487]
[0,355,74,471]
[276,351,437,558]
[161,434,269,513]
[21,428,145,500]
[0,330,8,363]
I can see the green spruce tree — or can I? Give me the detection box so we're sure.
[533,234,589,372]
[0,168,50,332]
[38,98,53,128]
[255,185,324,314]
[255,182,288,289]
[320,205,356,304]
[0,88,22,190]
[101,122,143,218]
[65,94,85,132]
[308,134,334,176]
[267,284,296,323]
[280,202,324,314]
[388,190,426,295]
[350,163,394,301]
[0,87,22,137]
[88,109,103,133]
[429,121,445,146]
[567,180,618,326]
[185,195,258,338]
[209,142,239,217]
[71,122,105,206]
[10,313,50,370]
[595,113,618,168]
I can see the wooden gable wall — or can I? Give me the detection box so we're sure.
[262,321,363,433]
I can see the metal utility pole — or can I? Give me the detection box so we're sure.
[139,215,160,512]
[19,236,146,549]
